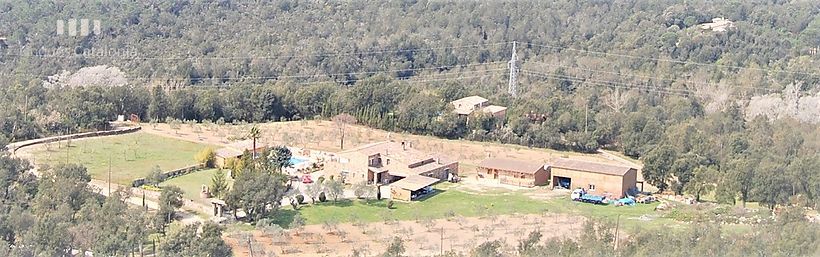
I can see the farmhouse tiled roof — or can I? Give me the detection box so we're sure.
[547,158,635,176]
[478,158,544,174]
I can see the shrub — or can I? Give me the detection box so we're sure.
[353,181,376,199]
[296,194,305,204]
[318,192,327,202]
[146,165,165,186]
[141,184,162,191]
[195,147,216,167]
[289,199,298,210]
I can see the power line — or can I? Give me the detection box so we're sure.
[521,69,693,96]
[2,42,512,60]
[187,69,505,89]
[526,43,820,78]
[0,60,507,82]
[520,70,693,97]
[139,61,507,82]
[524,61,779,93]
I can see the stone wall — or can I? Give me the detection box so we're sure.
[9,126,141,152]
[131,163,206,187]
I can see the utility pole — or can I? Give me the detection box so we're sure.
[614,214,621,251]
[440,227,444,255]
[65,128,70,164]
[248,235,254,257]
[508,41,519,96]
[108,152,112,195]
[584,101,589,133]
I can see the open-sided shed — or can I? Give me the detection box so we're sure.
[389,175,440,201]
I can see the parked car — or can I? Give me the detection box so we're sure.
[302,174,313,184]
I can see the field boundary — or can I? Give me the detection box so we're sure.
[8,126,141,153]
[131,163,207,187]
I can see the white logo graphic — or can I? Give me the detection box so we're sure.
[57,19,101,36]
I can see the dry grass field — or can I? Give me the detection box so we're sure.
[224,212,586,257]
[141,120,640,177]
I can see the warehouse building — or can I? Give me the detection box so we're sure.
[547,158,638,198]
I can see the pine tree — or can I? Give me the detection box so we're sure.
[210,169,228,198]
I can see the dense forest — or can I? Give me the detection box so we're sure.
[1,0,818,207]
[0,0,819,256]
[1,0,818,88]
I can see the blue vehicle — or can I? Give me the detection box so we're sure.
[571,188,608,205]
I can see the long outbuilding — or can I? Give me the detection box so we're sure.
[476,158,548,187]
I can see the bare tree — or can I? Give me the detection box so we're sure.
[332,113,357,150]
[692,82,732,113]
[604,88,633,113]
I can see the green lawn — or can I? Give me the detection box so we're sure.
[275,183,666,230]
[262,182,756,235]
[160,168,227,205]
[295,187,548,225]
[31,132,216,185]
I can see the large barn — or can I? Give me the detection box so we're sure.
[477,158,548,187]
[546,158,638,198]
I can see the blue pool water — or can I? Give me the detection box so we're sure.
[289,157,308,165]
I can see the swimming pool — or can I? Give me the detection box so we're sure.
[289,156,308,165]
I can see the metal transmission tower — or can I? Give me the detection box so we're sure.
[508,41,519,96]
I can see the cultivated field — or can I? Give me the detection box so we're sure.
[26,131,216,185]
[225,212,587,257]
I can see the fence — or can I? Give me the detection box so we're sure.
[131,163,206,187]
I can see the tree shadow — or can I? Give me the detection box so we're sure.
[270,208,299,228]
[314,199,355,207]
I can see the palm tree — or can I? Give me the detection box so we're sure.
[248,125,261,158]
